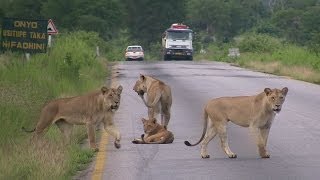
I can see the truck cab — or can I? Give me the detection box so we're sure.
[162,23,193,61]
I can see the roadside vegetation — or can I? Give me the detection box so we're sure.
[0,31,108,179]
[195,33,320,84]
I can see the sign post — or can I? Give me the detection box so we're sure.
[1,18,48,53]
[47,19,58,50]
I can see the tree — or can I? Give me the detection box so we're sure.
[229,0,266,36]
[6,0,45,19]
[41,0,79,29]
[303,6,320,53]
[76,0,125,39]
[41,0,125,40]
[123,0,187,47]
[187,0,230,36]
[302,6,320,37]
[187,0,265,41]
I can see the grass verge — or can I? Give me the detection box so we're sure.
[0,31,108,179]
[195,33,320,84]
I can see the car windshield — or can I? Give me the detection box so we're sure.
[127,46,143,52]
[167,31,192,40]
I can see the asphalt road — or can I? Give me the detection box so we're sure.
[84,60,320,180]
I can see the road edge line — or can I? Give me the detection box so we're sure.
[91,64,118,180]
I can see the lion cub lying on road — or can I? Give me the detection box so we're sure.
[132,118,174,144]
[22,85,123,151]
[185,87,288,159]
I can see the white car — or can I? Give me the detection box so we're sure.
[125,45,144,61]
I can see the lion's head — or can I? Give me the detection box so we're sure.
[109,85,123,111]
[133,74,147,96]
[141,117,158,134]
[264,87,288,113]
[100,85,122,111]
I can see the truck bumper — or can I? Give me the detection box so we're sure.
[163,48,193,60]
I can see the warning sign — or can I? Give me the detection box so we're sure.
[1,18,48,53]
[47,19,58,35]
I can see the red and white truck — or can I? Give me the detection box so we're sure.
[162,23,193,61]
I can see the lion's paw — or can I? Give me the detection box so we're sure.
[261,154,270,158]
[132,138,142,144]
[114,141,121,149]
[228,153,237,158]
[201,154,210,159]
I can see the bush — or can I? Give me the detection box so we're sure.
[146,42,162,60]
[237,33,282,53]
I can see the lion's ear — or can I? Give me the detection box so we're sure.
[264,88,272,96]
[152,118,157,124]
[117,85,123,93]
[101,86,109,94]
[140,74,145,81]
[141,118,147,123]
[282,87,288,96]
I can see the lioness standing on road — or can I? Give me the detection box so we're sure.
[185,87,288,159]
[133,74,172,129]
[22,85,123,151]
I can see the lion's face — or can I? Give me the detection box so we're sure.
[264,87,288,113]
[109,85,123,111]
[101,86,122,111]
[142,118,158,134]
[133,74,147,96]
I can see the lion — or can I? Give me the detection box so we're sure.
[185,87,288,159]
[132,118,174,144]
[96,85,123,131]
[133,74,172,129]
[98,85,123,148]
[22,85,123,151]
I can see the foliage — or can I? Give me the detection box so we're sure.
[0,0,125,40]
[195,32,320,83]
[236,33,282,53]
[187,0,266,41]
[122,0,187,47]
[103,29,132,61]
[3,0,44,19]
[146,42,163,60]
[0,31,106,179]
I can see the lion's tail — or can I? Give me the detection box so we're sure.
[184,108,208,146]
[21,126,36,133]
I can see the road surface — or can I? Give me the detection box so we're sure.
[82,60,320,180]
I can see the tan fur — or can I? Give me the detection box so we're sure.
[22,85,123,151]
[185,87,288,159]
[133,74,172,129]
[99,85,123,149]
[132,118,174,144]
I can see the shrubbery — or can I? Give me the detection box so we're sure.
[237,33,282,53]
[0,31,106,179]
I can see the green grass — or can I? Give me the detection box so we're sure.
[0,31,107,179]
[195,33,320,84]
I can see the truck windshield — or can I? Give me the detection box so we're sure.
[167,31,192,40]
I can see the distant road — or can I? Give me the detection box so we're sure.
[82,60,320,180]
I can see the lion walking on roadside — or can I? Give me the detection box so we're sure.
[22,85,123,151]
[185,87,288,159]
